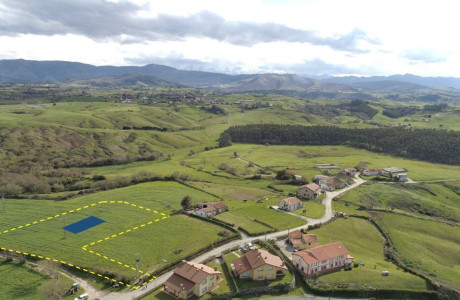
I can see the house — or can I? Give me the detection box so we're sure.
[395,173,408,182]
[315,176,347,192]
[363,169,382,176]
[195,206,217,218]
[288,230,319,249]
[292,242,354,277]
[195,202,228,217]
[232,248,287,280]
[278,197,303,211]
[341,167,357,176]
[163,261,222,299]
[297,183,322,200]
[294,175,302,182]
[383,167,406,178]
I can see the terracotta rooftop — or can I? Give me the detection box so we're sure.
[299,183,322,192]
[197,201,227,209]
[213,202,228,210]
[289,230,302,239]
[289,231,319,245]
[198,206,217,214]
[302,234,319,244]
[233,248,287,275]
[164,273,195,295]
[173,261,220,284]
[293,242,349,265]
[280,197,301,205]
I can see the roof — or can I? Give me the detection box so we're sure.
[293,242,349,265]
[383,167,406,173]
[289,230,302,239]
[199,206,217,214]
[173,261,221,284]
[213,202,228,209]
[164,273,195,294]
[233,249,287,275]
[299,183,322,192]
[280,197,301,205]
[302,234,319,244]
[323,177,345,188]
[197,201,227,209]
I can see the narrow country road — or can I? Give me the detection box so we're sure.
[81,175,366,300]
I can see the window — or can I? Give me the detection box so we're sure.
[267,266,273,270]
[267,274,273,278]
[202,279,207,285]
[258,266,263,271]
[210,275,214,280]
[202,287,207,293]
[242,272,250,278]
[258,275,263,279]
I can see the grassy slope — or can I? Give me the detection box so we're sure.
[0,182,234,278]
[310,218,430,290]
[376,213,460,287]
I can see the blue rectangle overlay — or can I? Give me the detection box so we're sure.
[64,216,105,234]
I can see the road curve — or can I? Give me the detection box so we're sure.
[87,175,367,300]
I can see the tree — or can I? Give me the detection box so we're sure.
[181,195,192,210]
[218,132,232,148]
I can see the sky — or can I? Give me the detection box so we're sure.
[0,0,459,77]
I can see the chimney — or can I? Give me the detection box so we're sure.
[214,267,218,271]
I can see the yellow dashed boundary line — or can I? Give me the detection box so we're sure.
[0,247,133,288]
[0,200,169,289]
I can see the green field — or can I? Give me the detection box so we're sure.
[0,182,236,281]
[376,212,460,287]
[293,201,325,219]
[215,211,272,235]
[310,218,430,291]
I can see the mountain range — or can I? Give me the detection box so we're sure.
[2,59,460,98]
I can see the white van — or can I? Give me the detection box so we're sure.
[74,293,89,300]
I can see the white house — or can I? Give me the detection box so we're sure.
[278,197,303,211]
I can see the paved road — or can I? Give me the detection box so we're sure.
[83,175,366,300]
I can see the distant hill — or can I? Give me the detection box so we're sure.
[322,74,460,90]
[69,74,183,87]
[348,80,434,94]
[2,59,460,100]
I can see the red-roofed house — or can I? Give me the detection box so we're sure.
[288,230,319,250]
[278,197,303,211]
[297,183,323,200]
[292,242,353,277]
[232,248,287,280]
[163,261,222,299]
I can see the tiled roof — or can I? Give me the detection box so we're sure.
[164,273,195,294]
[289,230,302,239]
[233,249,287,275]
[280,197,301,205]
[293,242,349,265]
[302,234,319,244]
[213,202,228,210]
[299,183,322,192]
[173,261,220,284]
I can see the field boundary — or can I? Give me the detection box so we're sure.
[0,200,169,290]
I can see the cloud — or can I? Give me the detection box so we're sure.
[0,0,375,52]
[402,49,446,63]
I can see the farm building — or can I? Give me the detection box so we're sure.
[163,261,222,299]
[297,183,322,200]
[288,230,319,249]
[195,202,228,217]
[232,248,287,280]
[278,197,303,211]
[292,242,353,277]
[362,169,384,176]
[314,176,346,192]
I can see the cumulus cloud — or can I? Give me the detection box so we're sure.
[0,0,375,52]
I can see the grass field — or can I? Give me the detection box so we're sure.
[375,212,460,287]
[0,182,235,281]
[293,201,325,219]
[215,211,272,235]
[337,182,460,222]
[309,218,430,291]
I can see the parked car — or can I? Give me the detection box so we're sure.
[74,294,89,300]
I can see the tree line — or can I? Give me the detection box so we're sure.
[221,124,460,165]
